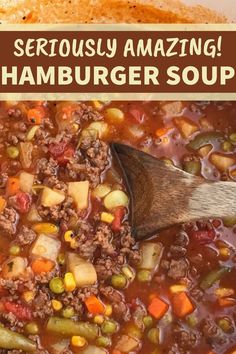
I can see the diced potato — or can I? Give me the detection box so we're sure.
[103,190,129,210]
[199,117,214,130]
[139,242,163,270]
[198,144,212,157]
[51,339,70,354]
[68,181,89,210]
[105,108,124,124]
[174,118,199,138]
[161,101,184,116]
[87,122,108,139]
[27,204,42,222]
[67,253,97,287]
[19,142,33,169]
[92,184,111,199]
[210,153,236,171]
[128,125,144,139]
[81,345,106,354]
[19,172,34,193]
[115,335,140,352]
[41,187,65,207]
[31,234,61,261]
[2,257,27,279]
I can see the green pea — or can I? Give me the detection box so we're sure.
[96,336,112,347]
[49,277,65,294]
[137,270,151,282]
[111,274,127,289]
[222,141,233,152]
[230,133,236,143]
[101,320,118,335]
[6,146,19,159]
[147,328,160,345]
[57,253,65,266]
[62,306,74,318]
[186,314,198,328]
[9,244,20,256]
[143,316,153,328]
[25,322,39,335]
[183,160,201,176]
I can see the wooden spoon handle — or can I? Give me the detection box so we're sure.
[188,181,236,220]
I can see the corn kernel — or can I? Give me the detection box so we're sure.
[52,299,63,311]
[71,336,87,347]
[72,123,79,132]
[104,304,113,317]
[64,230,74,242]
[70,239,79,249]
[92,100,103,110]
[170,284,187,294]
[101,212,115,224]
[94,315,104,325]
[33,223,58,235]
[219,247,230,259]
[22,291,34,303]
[64,272,76,292]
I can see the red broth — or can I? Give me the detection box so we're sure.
[0,100,235,354]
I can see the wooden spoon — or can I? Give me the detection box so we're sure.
[111,142,236,240]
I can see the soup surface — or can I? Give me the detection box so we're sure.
[0,100,235,354]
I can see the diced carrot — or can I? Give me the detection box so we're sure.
[27,107,45,125]
[113,351,122,354]
[218,297,236,307]
[84,295,105,315]
[172,292,195,318]
[0,196,6,213]
[148,296,169,320]
[155,127,171,138]
[31,258,55,274]
[6,177,20,196]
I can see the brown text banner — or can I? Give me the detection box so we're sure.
[0,24,235,100]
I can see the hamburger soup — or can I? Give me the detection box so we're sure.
[0,100,235,353]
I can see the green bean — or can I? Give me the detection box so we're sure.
[62,307,75,319]
[25,322,39,335]
[200,267,231,290]
[46,317,99,341]
[111,274,127,289]
[96,336,112,347]
[143,316,153,328]
[121,266,135,281]
[223,216,236,227]
[0,325,36,351]
[147,328,160,345]
[218,318,233,333]
[101,320,118,335]
[49,277,65,294]
[137,270,151,282]
[222,141,233,152]
[229,133,236,143]
[187,132,224,150]
[6,146,19,159]
[183,160,201,176]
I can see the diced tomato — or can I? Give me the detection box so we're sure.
[57,145,75,165]
[129,105,145,124]
[190,229,215,245]
[15,192,31,213]
[111,207,125,232]
[4,301,32,321]
[49,141,67,158]
[212,219,221,228]
[49,142,74,165]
